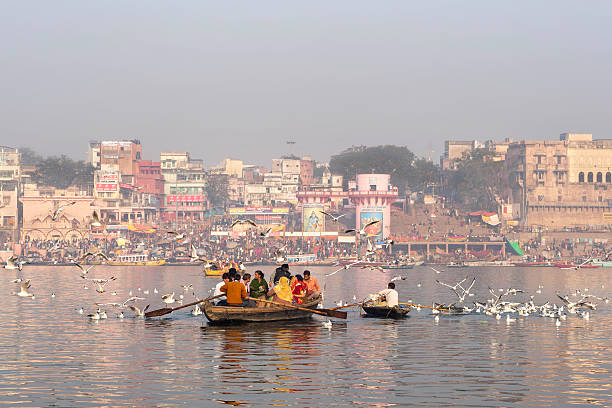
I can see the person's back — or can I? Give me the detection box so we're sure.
[273,264,291,284]
[221,281,247,306]
[378,282,399,307]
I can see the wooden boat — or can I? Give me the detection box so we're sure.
[446,261,468,268]
[382,263,414,270]
[202,296,322,324]
[554,263,601,269]
[361,305,410,319]
[91,253,166,266]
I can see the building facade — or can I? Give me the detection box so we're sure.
[0,147,21,245]
[506,133,612,229]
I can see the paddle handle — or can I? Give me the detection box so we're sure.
[172,294,224,311]
[246,296,329,317]
[399,302,449,311]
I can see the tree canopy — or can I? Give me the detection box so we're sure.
[329,145,439,194]
[444,149,504,211]
[19,147,94,189]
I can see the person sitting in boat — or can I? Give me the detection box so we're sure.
[267,276,293,305]
[242,273,251,295]
[218,275,248,307]
[273,264,291,285]
[302,270,320,297]
[249,270,268,300]
[213,273,230,299]
[376,282,399,307]
[291,275,308,304]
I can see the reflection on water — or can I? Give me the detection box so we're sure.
[0,265,610,407]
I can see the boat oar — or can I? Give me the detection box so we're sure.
[145,294,224,318]
[246,297,347,319]
[399,302,449,312]
[330,299,373,311]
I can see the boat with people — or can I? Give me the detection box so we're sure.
[361,305,410,319]
[90,253,166,266]
[446,261,468,268]
[382,262,415,270]
[591,259,612,267]
[204,262,244,276]
[201,295,323,324]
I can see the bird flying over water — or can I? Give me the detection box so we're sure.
[231,219,257,228]
[3,255,27,271]
[90,210,103,228]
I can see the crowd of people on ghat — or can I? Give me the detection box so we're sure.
[211,263,321,308]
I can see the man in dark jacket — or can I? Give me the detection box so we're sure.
[273,263,291,285]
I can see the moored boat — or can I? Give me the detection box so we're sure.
[554,263,601,269]
[591,259,612,267]
[91,253,166,266]
[382,263,415,270]
[202,296,322,324]
[361,305,410,319]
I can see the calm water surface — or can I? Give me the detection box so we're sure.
[0,265,610,407]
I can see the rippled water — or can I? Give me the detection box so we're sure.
[0,265,610,407]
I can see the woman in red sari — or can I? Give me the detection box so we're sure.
[291,274,307,304]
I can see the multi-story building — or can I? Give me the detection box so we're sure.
[99,140,142,184]
[300,157,314,186]
[135,160,164,206]
[0,147,21,245]
[20,183,94,242]
[86,141,101,168]
[505,133,612,229]
[160,152,206,223]
[217,158,243,178]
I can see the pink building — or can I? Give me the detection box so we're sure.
[349,174,398,239]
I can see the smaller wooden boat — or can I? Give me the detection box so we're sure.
[202,296,322,324]
[382,263,414,270]
[361,305,410,319]
[446,262,468,268]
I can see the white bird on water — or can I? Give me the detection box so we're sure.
[434,315,440,322]
[555,318,561,327]
[322,320,332,329]
[129,304,150,317]
[162,293,176,305]
[191,303,203,316]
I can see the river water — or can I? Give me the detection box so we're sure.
[0,265,610,407]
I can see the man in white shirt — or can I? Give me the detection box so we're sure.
[377,282,399,307]
[213,273,230,298]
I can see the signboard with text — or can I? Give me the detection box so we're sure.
[166,195,205,203]
[96,183,118,192]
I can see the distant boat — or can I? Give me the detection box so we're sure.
[107,253,165,266]
[591,259,612,267]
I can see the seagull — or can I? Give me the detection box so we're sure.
[77,307,84,314]
[74,262,95,276]
[167,231,186,241]
[360,265,384,273]
[381,238,394,249]
[390,276,405,282]
[555,318,561,327]
[365,239,375,256]
[51,201,77,221]
[90,210,103,227]
[191,303,203,316]
[88,311,101,320]
[162,293,176,305]
[181,284,193,293]
[81,251,109,262]
[189,244,207,263]
[153,288,158,294]
[82,276,116,293]
[129,304,150,317]
[322,319,332,329]
[434,315,440,322]
[3,255,27,271]
[506,314,516,323]
[325,261,361,277]
[430,266,444,274]
[231,219,257,228]
[259,227,272,237]
[117,312,125,319]
[345,220,380,236]
[12,280,34,297]
[318,211,345,223]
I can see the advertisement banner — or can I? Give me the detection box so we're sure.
[96,183,118,192]
[359,211,383,239]
[229,207,289,215]
[303,206,325,233]
[166,195,205,203]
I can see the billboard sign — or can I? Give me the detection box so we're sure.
[359,211,383,239]
[166,195,205,203]
[96,183,118,192]
[229,207,289,215]
[303,206,324,233]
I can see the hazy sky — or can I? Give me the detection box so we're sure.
[2,1,611,167]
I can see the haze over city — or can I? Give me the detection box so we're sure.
[2,1,612,165]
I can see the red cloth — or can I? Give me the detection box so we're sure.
[292,282,307,304]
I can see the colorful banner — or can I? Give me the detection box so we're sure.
[96,183,118,191]
[359,211,383,239]
[229,207,289,215]
[166,195,205,203]
[303,206,324,233]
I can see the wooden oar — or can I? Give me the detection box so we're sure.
[330,299,373,311]
[399,302,450,312]
[246,297,347,319]
[145,294,224,318]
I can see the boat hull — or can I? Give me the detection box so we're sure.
[202,296,322,324]
[362,306,410,319]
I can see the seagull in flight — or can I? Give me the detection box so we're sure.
[325,261,361,277]
[12,280,34,297]
[3,255,27,271]
[82,276,116,293]
[167,231,186,241]
[360,265,384,273]
[345,220,380,236]
[319,211,345,223]
[90,210,103,228]
[51,201,77,221]
[161,293,176,305]
[189,244,207,262]
[81,251,109,262]
[231,219,257,228]
[260,227,273,237]
[129,304,150,317]
[74,262,95,276]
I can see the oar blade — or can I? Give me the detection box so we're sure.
[144,307,173,318]
[323,309,347,319]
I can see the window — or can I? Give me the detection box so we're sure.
[579,172,584,183]
[588,172,593,183]
[597,172,602,183]
[607,172,611,183]
[557,156,562,164]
